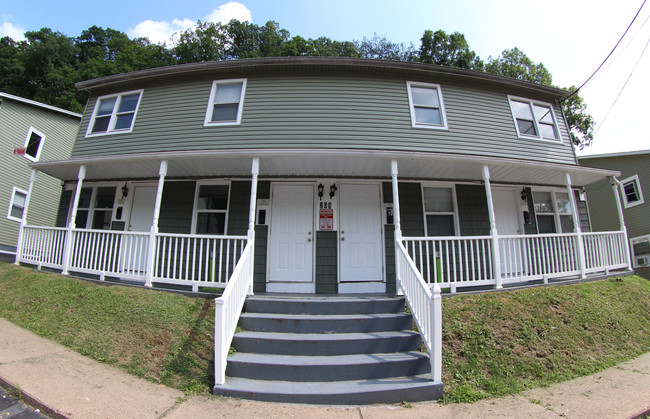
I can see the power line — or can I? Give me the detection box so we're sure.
[562,0,646,102]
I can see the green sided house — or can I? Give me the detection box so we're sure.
[15,58,634,403]
[580,150,650,279]
[0,93,80,256]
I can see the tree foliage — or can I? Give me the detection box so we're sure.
[0,20,594,148]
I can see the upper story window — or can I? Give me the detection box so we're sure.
[620,174,644,208]
[86,90,143,137]
[532,190,573,234]
[192,183,230,234]
[508,96,561,141]
[23,127,45,162]
[7,187,28,222]
[423,185,457,236]
[407,81,448,130]
[204,79,247,126]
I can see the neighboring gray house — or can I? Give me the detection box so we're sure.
[0,93,81,255]
[580,150,650,279]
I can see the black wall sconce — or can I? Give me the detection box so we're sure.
[317,183,324,200]
[121,183,129,198]
[520,188,527,202]
[329,183,337,199]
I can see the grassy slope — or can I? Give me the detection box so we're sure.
[0,263,648,402]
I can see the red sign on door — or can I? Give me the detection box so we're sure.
[319,208,333,230]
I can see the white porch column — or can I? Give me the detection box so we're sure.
[482,165,503,289]
[611,177,633,270]
[566,173,586,278]
[14,169,38,265]
[247,158,259,296]
[61,165,87,275]
[391,160,404,296]
[145,160,168,288]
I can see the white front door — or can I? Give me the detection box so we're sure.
[268,184,314,285]
[339,184,383,284]
[125,185,157,274]
[492,188,524,276]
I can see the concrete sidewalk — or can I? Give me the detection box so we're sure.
[0,318,648,419]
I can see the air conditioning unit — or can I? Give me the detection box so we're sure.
[636,256,650,267]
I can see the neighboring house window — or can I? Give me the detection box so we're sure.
[508,96,561,141]
[532,191,573,234]
[7,187,28,222]
[422,186,457,236]
[74,186,117,229]
[86,90,143,136]
[407,81,448,129]
[630,235,650,268]
[620,174,644,208]
[23,127,45,162]
[204,79,247,126]
[193,183,230,234]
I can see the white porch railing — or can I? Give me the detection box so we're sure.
[396,239,442,382]
[19,226,67,269]
[214,238,254,385]
[402,230,630,292]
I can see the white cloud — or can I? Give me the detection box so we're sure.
[0,21,26,41]
[205,2,252,24]
[128,2,251,45]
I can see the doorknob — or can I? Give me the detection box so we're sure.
[308,238,312,242]
[341,237,345,241]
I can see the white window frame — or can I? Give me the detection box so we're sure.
[630,234,650,268]
[67,183,119,230]
[531,188,574,234]
[421,183,459,236]
[204,79,247,127]
[23,127,45,162]
[85,90,144,137]
[7,187,28,222]
[620,174,644,208]
[508,96,562,142]
[406,81,448,130]
[191,181,231,234]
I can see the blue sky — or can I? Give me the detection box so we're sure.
[2,0,649,155]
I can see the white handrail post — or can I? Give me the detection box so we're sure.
[391,160,404,296]
[566,173,586,278]
[611,177,632,270]
[145,160,168,288]
[430,283,442,382]
[247,158,259,296]
[61,165,86,275]
[483,165,502,289]
[15,169,38,265]
[214,298,226,385]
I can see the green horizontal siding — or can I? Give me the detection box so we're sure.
[73,72,576,166]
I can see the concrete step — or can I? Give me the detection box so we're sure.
[244,296,405,315]
[226,351,430,382]
[213,375,443,405]
[238,312,413,334]
[232,330,422,355]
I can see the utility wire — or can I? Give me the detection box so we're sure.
[594,34,650,134]
[596,13,650,80]
[562,0,646,102]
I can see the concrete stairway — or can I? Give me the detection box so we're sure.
[212,295,443,404]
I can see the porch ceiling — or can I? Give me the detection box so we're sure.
[31,149,619,187]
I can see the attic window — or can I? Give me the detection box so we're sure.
[508,96,561,141]
[86,90,143,137]
[620,175,644,208]
[407,81,448,129]
[23,127,45,162]
[204,79,247,126]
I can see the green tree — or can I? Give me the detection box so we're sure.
[485,47,552,85]
[561,87,594,149]
[356,33,416,61]
[173,21,229,63]
[0,36,26,97]
[419,29,483,70]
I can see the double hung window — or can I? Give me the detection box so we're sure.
[532,191,574,234]
[74,186,117,230]
[508,96,561,141]
[407,81,448,129]
[193,183,230,234]
[423,186,457,236]
[620,175,644,208]
[204,79,247,126]
[86,91,143,136]
[7,187,28,222]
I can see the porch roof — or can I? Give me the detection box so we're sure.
[31,149,619,187]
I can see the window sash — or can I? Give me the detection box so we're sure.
[620,175,644,208]
[193,183,230,234]
[407,81,447,129]
[533,190,574,234]
[87,91,142,136]
[509,96,561,141]
[423,186,456,236]
[7,188,28,222]
[205,79,246,126]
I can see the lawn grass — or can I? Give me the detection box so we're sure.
[0,262,648,402]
